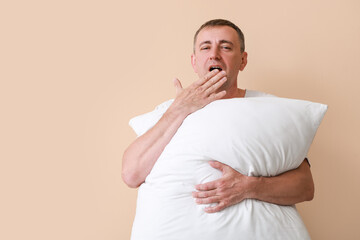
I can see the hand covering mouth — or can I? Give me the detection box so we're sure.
[209,66,222,72]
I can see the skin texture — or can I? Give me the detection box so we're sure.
[122,25,314,212]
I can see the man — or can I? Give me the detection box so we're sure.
[122,19,314,214]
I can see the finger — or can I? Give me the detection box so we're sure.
[194,69,220,86]
[204,76,227,96]
[173,78,183,95]
[201,70,227,90]
[208,160,228,172]
[207,90,227,102]
[192,189,217,198]
[195,180,218,191]
[195,196,219,204]
[204,202,226,213]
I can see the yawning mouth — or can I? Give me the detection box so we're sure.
[209,66,222,72]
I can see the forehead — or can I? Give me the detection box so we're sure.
[195,26,240,46]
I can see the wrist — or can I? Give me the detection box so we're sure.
[167,101,192,119]
[245,176,264,200]
[162,106,188,127]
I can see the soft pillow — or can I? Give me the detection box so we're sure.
[129,97,327,240]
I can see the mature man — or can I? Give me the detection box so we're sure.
[122,19,314,213]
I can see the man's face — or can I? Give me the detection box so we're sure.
[191,26,247,90]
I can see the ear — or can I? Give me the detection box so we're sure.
[191,53,198,73]
[239,52,248,71]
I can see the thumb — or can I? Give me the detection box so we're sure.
[173,78,183,96]
[209,160,228,173]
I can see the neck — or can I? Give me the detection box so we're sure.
[220,85,246,99]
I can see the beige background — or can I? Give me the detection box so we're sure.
[1,0,359,239]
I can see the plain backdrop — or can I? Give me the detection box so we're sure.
[1,0,360,239]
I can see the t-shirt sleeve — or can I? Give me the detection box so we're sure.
[129,99,174,137]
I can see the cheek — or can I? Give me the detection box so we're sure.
[197,56,207,65]
[197,59,208,71]
[232,57,243,69]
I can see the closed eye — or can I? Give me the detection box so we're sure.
[222,46,232,50]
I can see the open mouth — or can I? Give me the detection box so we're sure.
[209,66,222,72]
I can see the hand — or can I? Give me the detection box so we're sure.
[192,161,251,213]
[192,159,314,212]
[171,69,227,116]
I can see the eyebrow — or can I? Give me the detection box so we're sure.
[199,40,234,46]
[219,40,234,45]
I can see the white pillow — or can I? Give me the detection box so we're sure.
[129,97,327,240]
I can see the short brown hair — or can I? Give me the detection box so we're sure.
[193,19,245,53]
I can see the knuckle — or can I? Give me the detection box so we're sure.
[196,86,204,93]
[201,184,208,190]
[206,199,213,204]
[209,93,217,100]
[207,91,213,97]
[204,74,211,81]
[210,84,217,92]
[210,197,217,203]
[218,187,225,194]
[218,179,226,186]
[205,198,212,204]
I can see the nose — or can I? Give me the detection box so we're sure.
[209,47,221,60]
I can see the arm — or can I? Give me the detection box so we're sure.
[249,159,314,205]
[192,159,314,213]
[122,70,227,188]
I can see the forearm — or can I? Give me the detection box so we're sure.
[247,160,314,205]
[122,71,227,188]
[122,106,188,188]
